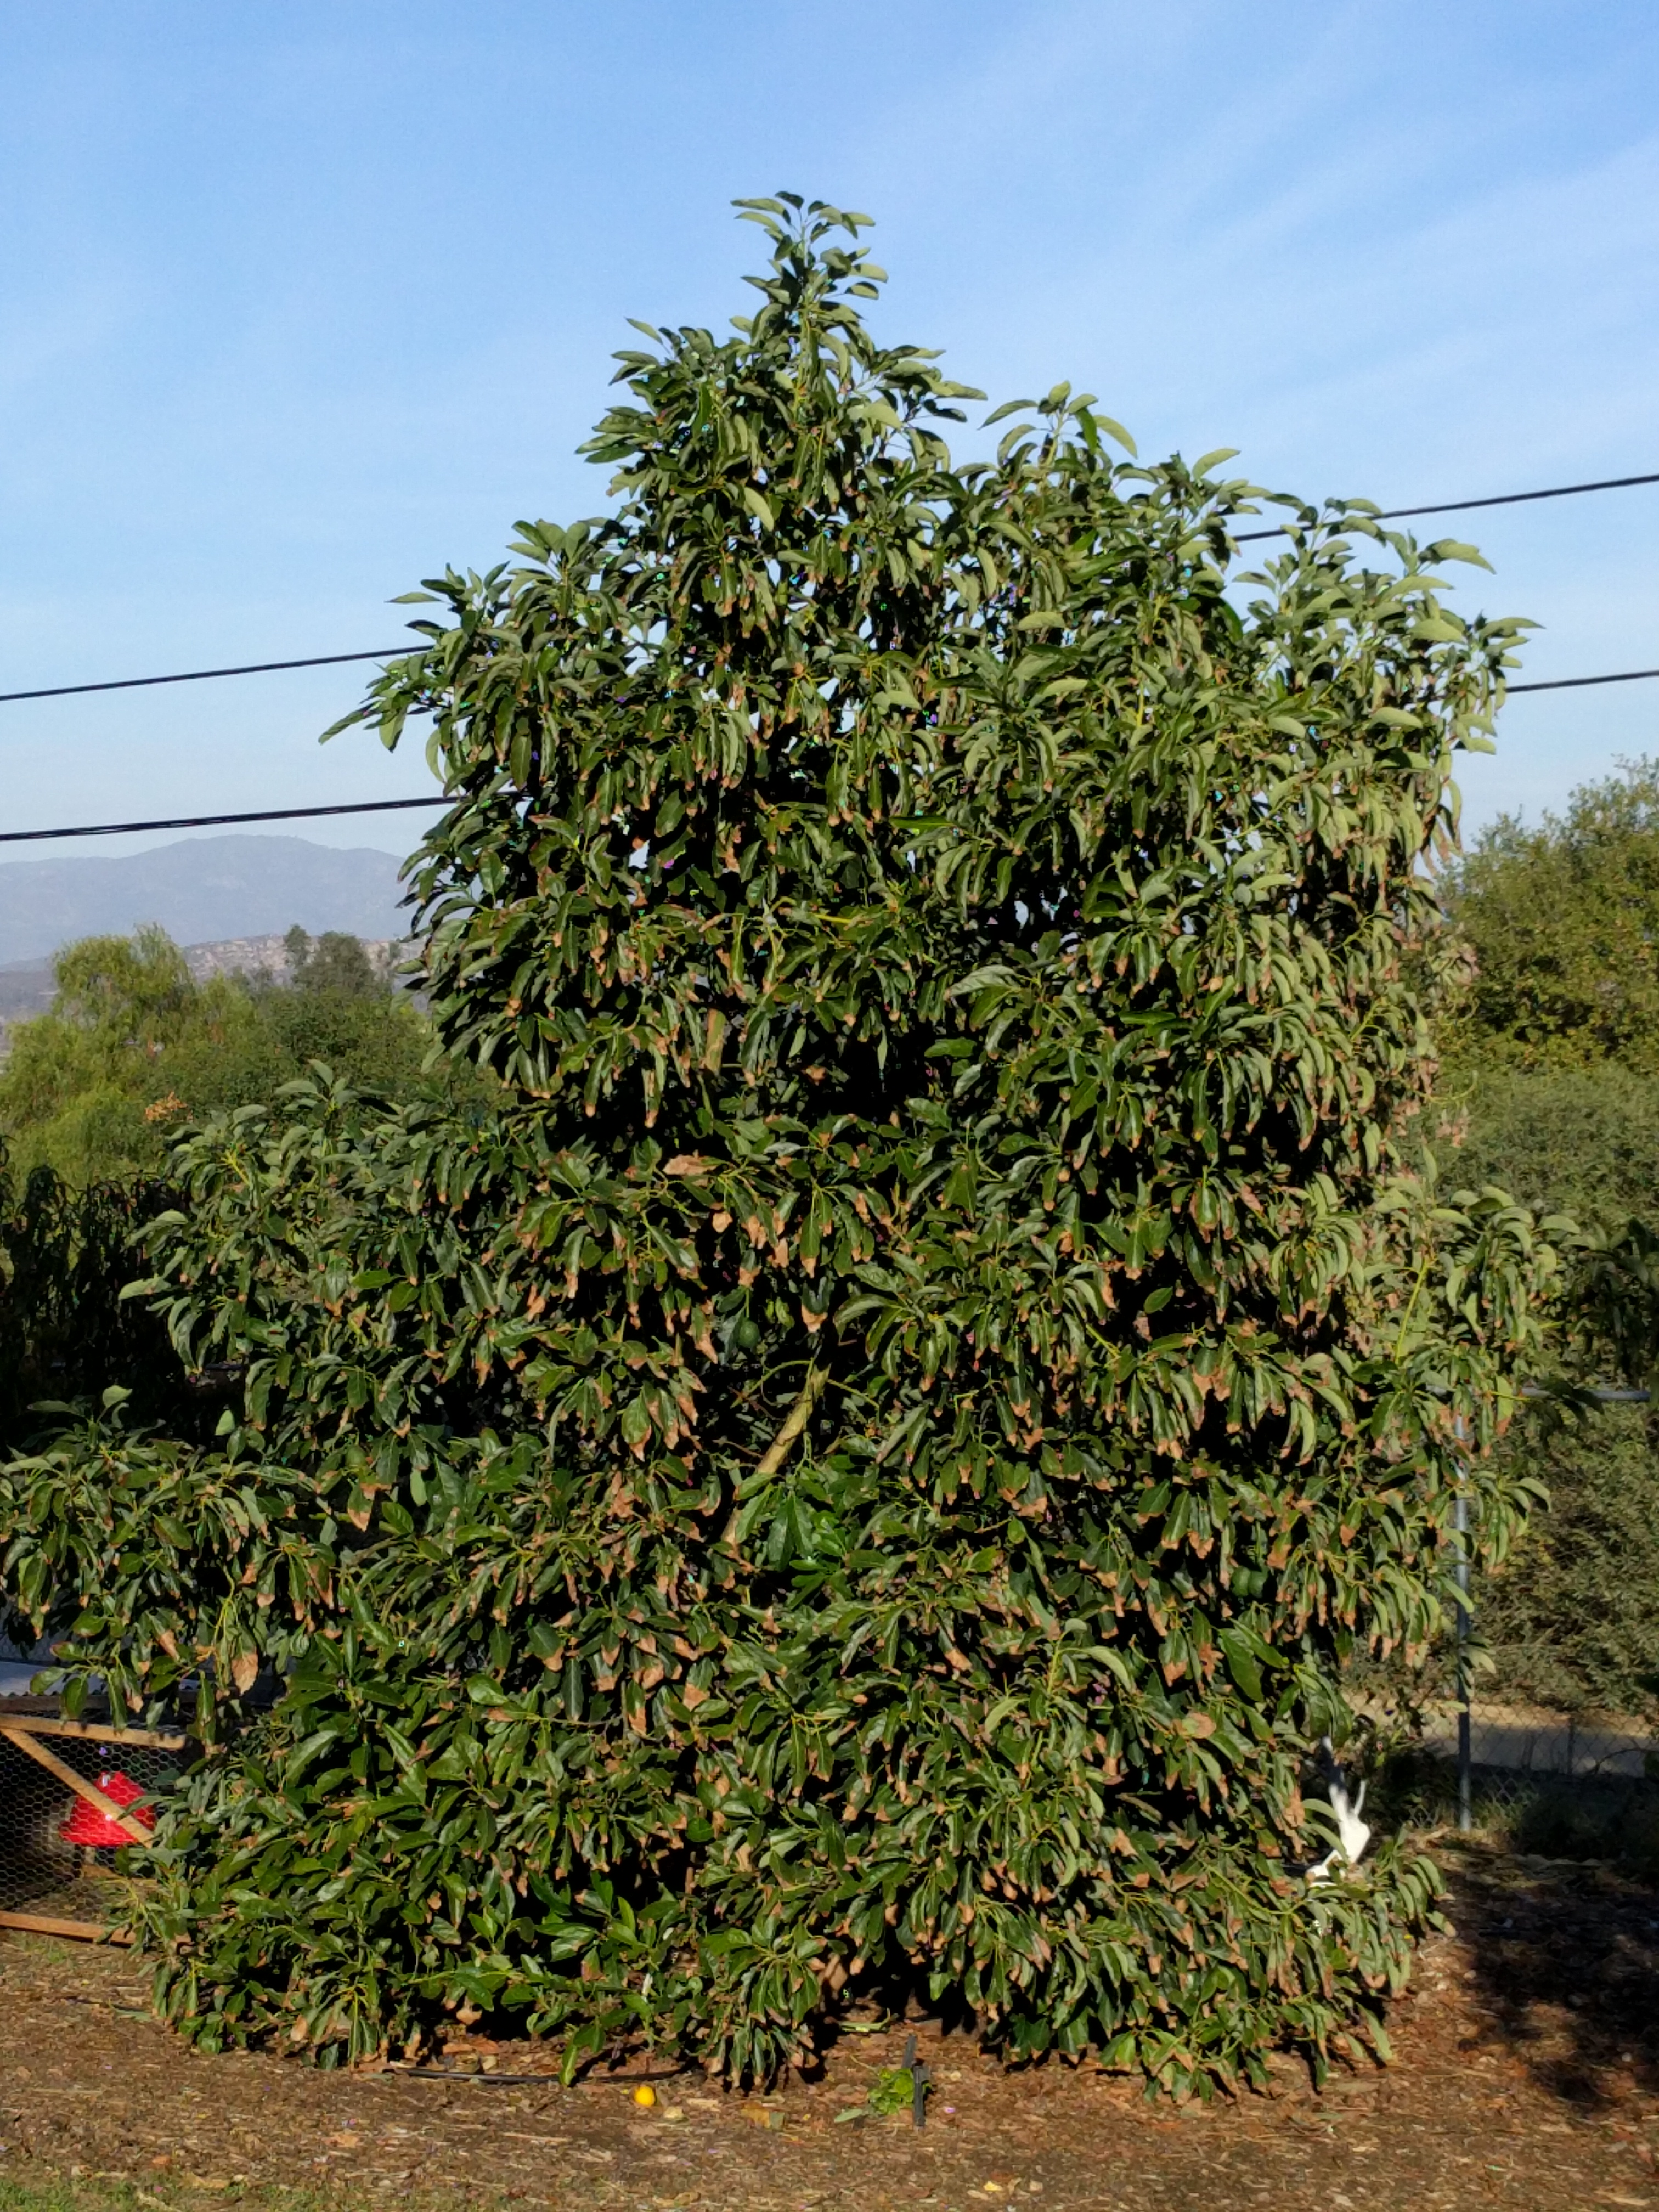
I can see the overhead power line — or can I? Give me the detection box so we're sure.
[0,647,411,707]
[0,795,450,847]
[2,640,1657,709]
[1507,667,1659,695]
[1232,469,1659,542]
[0,466,1654,709]
[7,646,1658,851]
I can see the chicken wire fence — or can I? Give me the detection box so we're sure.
[0,1715,182,1932]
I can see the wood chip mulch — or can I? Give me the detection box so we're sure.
[3,1840,1658,2210]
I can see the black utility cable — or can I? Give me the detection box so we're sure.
[0,794,450,846]
[0,468,1655,707]
[0,647,411,706]
[1232,469,1659,543]
[10,648,1658,848]
[5,642,1659,712]
[8,663,1659,847]
[1506,667,1659,694]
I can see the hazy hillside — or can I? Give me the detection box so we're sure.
[0,835,410,967]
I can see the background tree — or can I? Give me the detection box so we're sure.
[1431,759,1659,1719]
[0,198,1554,2091]
[281,924,388,996]
[0,922,488,1185]
[1449,760,1659,1074]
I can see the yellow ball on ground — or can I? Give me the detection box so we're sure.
[633,2083,657,2108]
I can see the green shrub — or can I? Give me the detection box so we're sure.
[1446,759,1659,1075]
[1476,1404,1659,1718]
[1441,1063,1659,1231]
[1427,760,1659,1728]
[0,1146,191,1457]
[0,923,484,1188]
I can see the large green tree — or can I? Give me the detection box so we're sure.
[0,199,1555,2090]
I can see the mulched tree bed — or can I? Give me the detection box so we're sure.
[1,1843,1655,2212]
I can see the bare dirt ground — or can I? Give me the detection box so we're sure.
[3,1841,1658,2211]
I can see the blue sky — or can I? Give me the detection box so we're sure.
[2,0,1657,859]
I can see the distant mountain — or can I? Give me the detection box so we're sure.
[0,836,412,967]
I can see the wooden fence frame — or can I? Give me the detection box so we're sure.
[0,1712,185,1943]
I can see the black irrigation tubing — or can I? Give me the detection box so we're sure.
[389,2070,573,2088]
[1231,469,1659,541]
[385,2063,694,2087]
[0,794,452,845]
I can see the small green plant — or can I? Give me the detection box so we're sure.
[866,2064,918,2117]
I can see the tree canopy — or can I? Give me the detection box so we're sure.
[0,197,1557,2092]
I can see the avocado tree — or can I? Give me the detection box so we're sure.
[0,198,1555,2091]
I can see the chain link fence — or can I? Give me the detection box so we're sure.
[1420,1696,1654,1802]
[1353,1603,1659,1863]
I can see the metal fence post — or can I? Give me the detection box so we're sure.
[1454,1485,1472,1832]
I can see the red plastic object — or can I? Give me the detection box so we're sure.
[59,1767,155,1846]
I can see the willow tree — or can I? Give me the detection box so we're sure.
[0,196,1554,2091]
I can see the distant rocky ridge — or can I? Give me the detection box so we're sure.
[0,960,60,1025]
[0,932,410,1052]
[179,933,406,985]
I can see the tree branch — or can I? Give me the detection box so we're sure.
[731,1365,829,1506]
